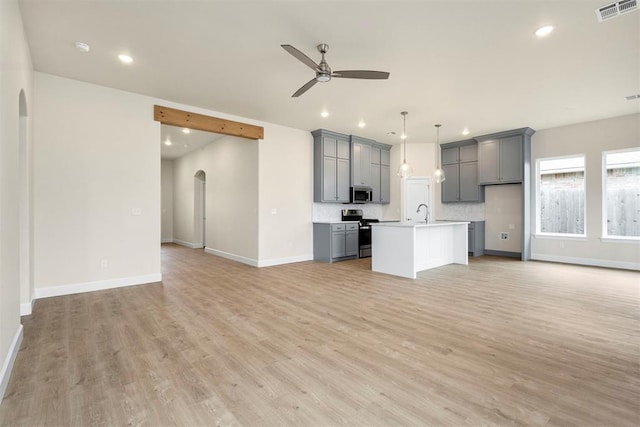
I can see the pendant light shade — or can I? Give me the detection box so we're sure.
[397,111,413,178]
[434,123,445,183]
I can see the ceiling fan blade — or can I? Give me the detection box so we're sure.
[332,70,390,79]
[281,44,319,71]
[292,78,318,97]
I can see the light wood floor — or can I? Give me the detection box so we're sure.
[1,244,639,426]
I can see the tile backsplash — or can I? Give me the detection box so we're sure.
[437,202,485,221]
[313,203,384,221]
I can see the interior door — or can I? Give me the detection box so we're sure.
[404,177,432,222]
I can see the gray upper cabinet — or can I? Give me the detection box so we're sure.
[477,135,523,184]
[442,163,460,202]
[313,130,390,204]
[369,142,391,204]
[459,162,480,200]
[312,129,351,203]
[380,164,390,203]
[442,147,459,165]
[351,136,374,187]
[441,140,483,203]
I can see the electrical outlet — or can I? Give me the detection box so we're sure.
[500,232,509,240]
[101,259,108,269]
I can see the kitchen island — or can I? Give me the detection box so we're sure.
[371,221,469,278]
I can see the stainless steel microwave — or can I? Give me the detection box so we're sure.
[350,186,373,204]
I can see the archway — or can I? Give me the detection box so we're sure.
[194,170,206,249]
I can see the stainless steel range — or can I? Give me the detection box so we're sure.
[341,209,379,258]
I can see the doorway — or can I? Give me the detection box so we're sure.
[194,170,206,249]
[403,177,432,223]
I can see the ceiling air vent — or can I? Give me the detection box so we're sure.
[596,0,638,22]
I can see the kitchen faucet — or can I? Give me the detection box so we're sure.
[416,203,430,223]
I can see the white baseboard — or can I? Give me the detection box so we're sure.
[34,273,162,300]
[161,238,173,244]
[173,239,201,249]
[1,325,23,401]
[531,253,640,271]
[204,247,258,267]
[204,247,313,268]
[20,293,35,316]
[257,254,313,267]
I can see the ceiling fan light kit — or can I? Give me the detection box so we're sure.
[281,43,390,97]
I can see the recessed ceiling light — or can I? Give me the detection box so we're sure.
[625,94,640,101]
[182,128,191,134]
[321,111,329,118]
[118,54,133,64]
[74,41,90,53]
[164,140,172,146]
[358,120,366,128]
[183,144,190,148]
[462,128,470,136]
[386,131,396,135]
[535,25,554,37]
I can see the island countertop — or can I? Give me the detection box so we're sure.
[371,221,469,228]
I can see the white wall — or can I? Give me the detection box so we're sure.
[383,142,437,221]
[485,184,523,253]
[161,159,174,243]
[531,113,640,269]
[0,0,33,398]
[33,73,161,292]
[172,135,260,261]
[258,124,314,266]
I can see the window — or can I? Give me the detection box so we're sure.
[603,148,640,239]
[536,156,586,236]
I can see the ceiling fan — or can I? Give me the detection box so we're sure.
[281,43,390,97]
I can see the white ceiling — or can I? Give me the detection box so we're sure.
[19,0,640,147]
[160,125,225,159]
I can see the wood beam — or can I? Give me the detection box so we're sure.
[154,105,264,140]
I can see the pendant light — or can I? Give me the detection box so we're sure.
[397,111,413,178]
[433,123,446,183]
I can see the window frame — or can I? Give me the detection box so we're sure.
[601,147,640,242]
[535,154,587,239]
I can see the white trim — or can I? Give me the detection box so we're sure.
[533,233,587,241]
[602,147,640,239]
[204,247,258,267]
[1,325,23,401]
[257,254,313,267]
[20,293,35,316]
[34,273,162,299]
[535,154,586,236]
[531,253,639,271]
[600,236,640,244]
[173,239,199,249]
[161,238,174,244]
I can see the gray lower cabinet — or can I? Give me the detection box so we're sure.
[314,222,359,262]
[313,130,351,202]
[441,140,483,203]
[478,135,523,184]
[467,221,485,257]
